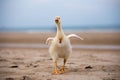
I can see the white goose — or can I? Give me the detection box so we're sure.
[46,16,83,74]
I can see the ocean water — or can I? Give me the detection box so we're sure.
[0,25,120,32]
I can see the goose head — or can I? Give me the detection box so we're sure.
[55,16,61,26]
[55,16,60,24]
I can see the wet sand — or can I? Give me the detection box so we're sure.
[0,32,120,80]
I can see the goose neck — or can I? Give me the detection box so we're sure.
[56,24,64,37]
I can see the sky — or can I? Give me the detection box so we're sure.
[0,0,120,28]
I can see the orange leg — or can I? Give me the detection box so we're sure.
[60,59,66,73]
[52,61,61,74]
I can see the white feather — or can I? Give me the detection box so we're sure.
[67,34,84,40]
[46,37,54,45]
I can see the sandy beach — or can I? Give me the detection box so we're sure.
[0,31,120,80]
[0,31,120,45]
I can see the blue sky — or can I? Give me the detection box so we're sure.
[0,0,120,27]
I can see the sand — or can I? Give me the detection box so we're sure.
[0,31,120,45]
[0,32,120,80]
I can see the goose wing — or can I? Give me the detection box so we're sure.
[46,37,54,45]
[67,34,84,40]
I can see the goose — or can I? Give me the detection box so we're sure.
[46,16,83,74]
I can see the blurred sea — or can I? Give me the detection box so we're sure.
[0,25,120,32]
